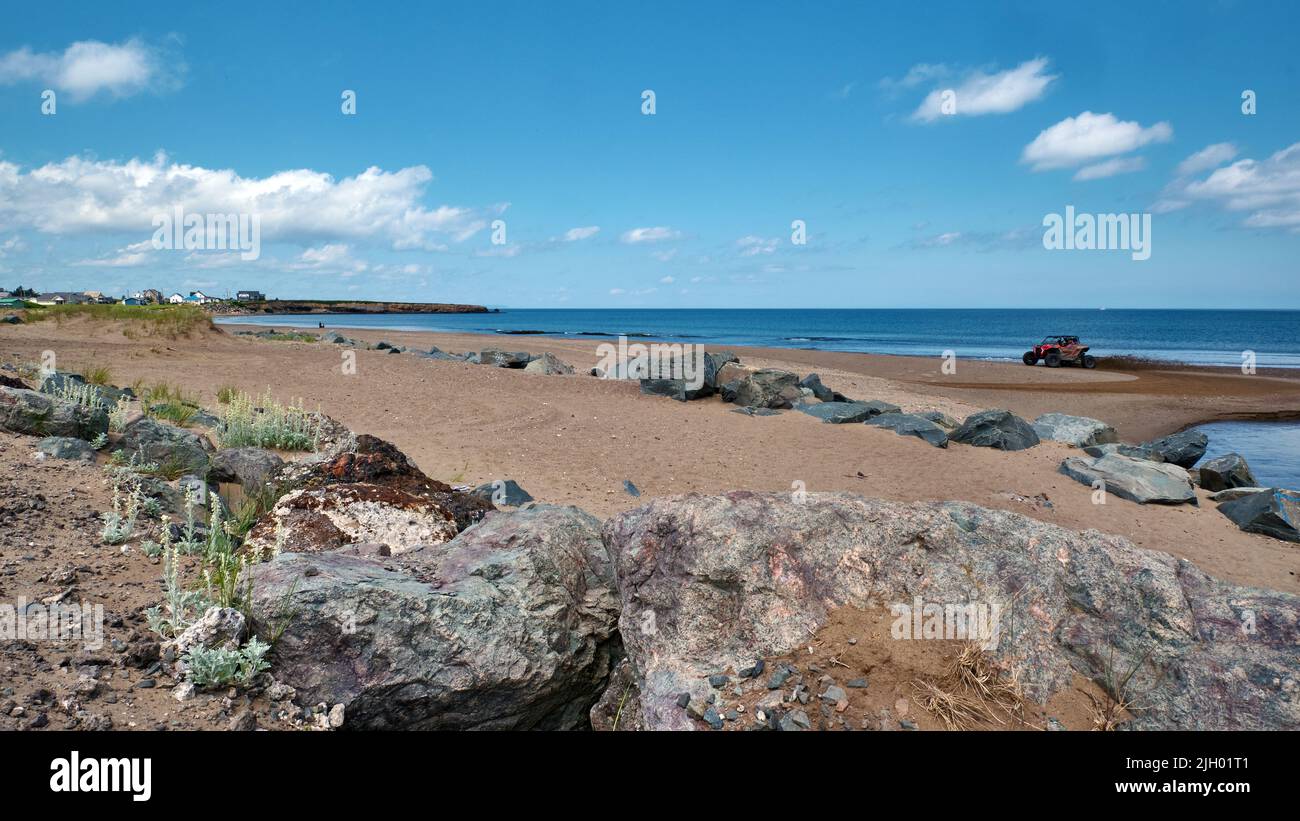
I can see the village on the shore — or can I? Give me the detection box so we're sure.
[0,286,266,309]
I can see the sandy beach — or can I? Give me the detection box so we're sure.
[4,317,1298,594]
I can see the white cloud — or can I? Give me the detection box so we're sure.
[659,275,674,284]
[880,63,950,91]
[912,58,1056,122]
[0,152,492,251]
[562,225,600,241]
[608,288,625,295]
[1178,142,1300,230]
[73,239,154,268]
[620,226,681,243]
[1022,111,1172,171]
[1073,156,1146,181]
[736,235,779,256]
[651,248,678,262]
[1176,142,1238,177]
[0,38,180,101]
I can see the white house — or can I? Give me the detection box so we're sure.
[168,293,186,304]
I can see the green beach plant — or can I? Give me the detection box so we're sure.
[217,388,319,451]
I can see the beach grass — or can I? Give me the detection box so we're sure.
[21,303,213,338]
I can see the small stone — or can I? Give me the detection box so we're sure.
[328,703,345,728]
[172,682,195,702]
[846,678,868,688]
[675,692,691,708]
[821,685,847,702]
[135,678,156,689]
[1047,717,1065,732]
[27,712,49,729]
[766,667,792,690]
[708,674,730,688]
[702,707,724,730]
[230,710,257,731]
[899,719,919,730]
[778,709,811,731]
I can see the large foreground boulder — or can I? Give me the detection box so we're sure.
[602,492,1299,730]
[950,409,1039,451]
[250,504,620,730]
[1197,453,1258,492]
[0,387,108,440]
[1218,489,1300,543]
[1141,430,1208,468]
[269,433,491,531]
[864,412,949,447]
[1059,453,1197,505]
[1031,413,1119,447]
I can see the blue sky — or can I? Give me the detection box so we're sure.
[1,0,1297,308]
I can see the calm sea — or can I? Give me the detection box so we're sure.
[217,308,1300,368]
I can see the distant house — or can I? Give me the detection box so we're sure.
[0,290,10,299]
[0,297,23,308]
[32,292,90,306]
[167,293,186,304]
[236,290,266,302]
[139,288,163,304]
[189,290,218,304]
[122,297,142,306]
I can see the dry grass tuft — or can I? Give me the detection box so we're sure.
[913,642,1027,730]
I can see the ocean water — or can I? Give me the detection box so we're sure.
[1190,420,1300,490]
[217,308,1300,367]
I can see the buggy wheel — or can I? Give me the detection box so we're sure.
[1022,352,1037,366]
[1044,352,1061,367]
[1082,354,1097,369]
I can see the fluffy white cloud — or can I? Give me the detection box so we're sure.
[1074,156,1146,181]
[0,38,179,100]
[1176,142,1238,177]
[1022,111,1172,171]
[562,225,600,241]
[0,152,492,251]
[912,58,1056,122]
[73,239,154,268]
[736,235,779,256]
[1176,142,1300,230]
[620,226,681,244]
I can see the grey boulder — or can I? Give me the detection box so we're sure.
[1218,489,1300,543]
[1083,442,1165,462]
[0,387,108,440]
[725,369,802,409]
[470,479,536,507]
[1031,413,1119,447]
[1141,430,1208,469]
[523,352,575,375]
[796,401,888,424]
[37,436,97,462]
[117,417,213,475]
[1197,453,1257,492]
[864,412,949,448]
[209,447,283,489]
[601,492,1299,731]
[479,349,533,368]
[950,409,1039,451]
[798,374,834,402]
[250,504,620,730]
[1059,453,1196,505]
